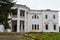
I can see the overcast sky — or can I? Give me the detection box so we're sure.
[15,0,60,26]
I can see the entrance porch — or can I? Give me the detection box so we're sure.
[12,20,25,32]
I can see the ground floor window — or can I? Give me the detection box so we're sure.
[53,25,56,30]
[45,24,48,30]
[32,24,39,30]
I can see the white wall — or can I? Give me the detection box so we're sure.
[28,10,59,32]
[28,10,43,32]
[42,11,59,32]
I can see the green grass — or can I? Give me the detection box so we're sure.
[1,32,60,40]
[24,33,60,40]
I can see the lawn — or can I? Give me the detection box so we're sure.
[25,32,60,40]
[0,32,60,40]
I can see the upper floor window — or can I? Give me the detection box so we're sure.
[20,10,25,17]
[45,15,48,19]
[12,9,17,15]
[53,15,55,19]
[45,24,48,30]
[12,9,17,18]
[53,25,56,30]
[32,15,39,19]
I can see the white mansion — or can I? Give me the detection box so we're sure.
[0,4,59,32]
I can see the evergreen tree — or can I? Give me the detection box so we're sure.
[0,0,15,29]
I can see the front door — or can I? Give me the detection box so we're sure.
[20,21,24,32]
[12,25,17,32]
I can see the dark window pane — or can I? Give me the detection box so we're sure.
[37,25,39,30]
[53,15,55,19]
[20,10,25,17]
[45,24,48,30]
[54,25,56,30]
[32,16,33,19]
[32,25,34,30]
[35,15,36,19]
[37,16,39,19]
[35,25,36,30]
[46,15,47,19]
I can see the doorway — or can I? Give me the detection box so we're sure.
[13,25,17,32]
[20,20,24,32]
[12,20,17,32]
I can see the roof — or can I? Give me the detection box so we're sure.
[13,4,30,10]
[12,4,59,12]
[30,9,59,12]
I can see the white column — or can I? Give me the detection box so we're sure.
[17,9,20,32]
[24,11,27,32]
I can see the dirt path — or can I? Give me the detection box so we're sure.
[0,35,34,40]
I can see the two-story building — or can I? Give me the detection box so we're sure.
[0,4,59,32]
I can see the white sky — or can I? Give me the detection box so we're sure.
[15,0,60,26]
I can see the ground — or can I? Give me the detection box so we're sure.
[0,32,60,40]
[25,32,60,40]
[0,32,34,40]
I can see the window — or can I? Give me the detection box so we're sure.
[12,9,17,18]
[32,24,39,30]
[32,15,39,19]
[32,25,34,30]
[45,24,48,30]
[37,16,39,19]
[12,9,17,15]
[54,25,56,30]
[45,15,47,19]
[20,10,25,17]
[37,25,39,30]
[35,15,36,19]
[53,15,55,19]
[32,16,34,19]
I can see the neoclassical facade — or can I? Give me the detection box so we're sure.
[1,4,59,32]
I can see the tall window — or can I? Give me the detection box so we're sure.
[20,10,25,17]
[45,15,47,19]
[45,24,48,30]
[35,25,36,30]
[54,25,56,30]
[35,15,36,19]
[53,15,55,19]
[32,24,39,30]
[32,24,34,30]
[37,25,39,30]
[12,9,17,18]
[37,16,39,19]
[12,9,17,15]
